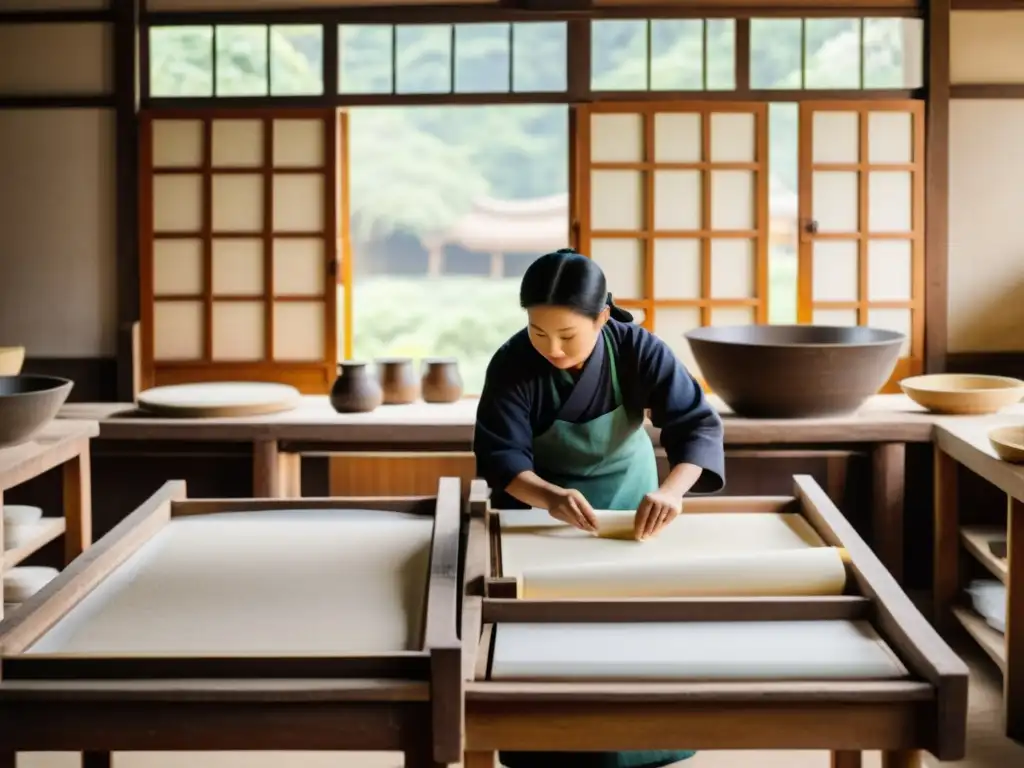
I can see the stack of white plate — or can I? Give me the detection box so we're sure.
[3,504,43,550]
[967,579,1006,633]
[3,566,58,606]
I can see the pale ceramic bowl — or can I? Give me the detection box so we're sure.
[989,425,1024,463]
[0,347,24,376]
[900,373,1024,415]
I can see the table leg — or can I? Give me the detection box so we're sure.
[871,442,906,583]
[280,452,302,497]
[252,439,283,498]
[881,750,922,768]
[62,445,93,564]
[463,751,497,768]
[831,751,861,768]
[933,445,960,632]
[1006,496,1024,741]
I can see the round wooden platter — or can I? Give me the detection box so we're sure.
[136,382,302,419]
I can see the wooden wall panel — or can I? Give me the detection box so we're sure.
[947,99,1024,353]
[0,109,117,357]
[951,11,1024,84]
[0,24,112,95]
[329,452,477,497]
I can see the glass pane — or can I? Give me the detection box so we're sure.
[706,19,736,90]
[339,24,393,94]
[864,18,924,89]
[149,26,213,97]
[395,24,452,94]
[750,19,801,89]
[650,19,703,91]
[804,18,861,90]
[455,23,510,93]
[215,25,268,97]
[591,19,647,91]
[512,22,566,92]
[270,25,323,96]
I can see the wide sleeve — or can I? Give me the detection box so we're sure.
[473,355,535,494]
[630,327,726,494]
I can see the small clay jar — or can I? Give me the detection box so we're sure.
[330,361,383,413]
[376,357,419,405]
[421,358,463,403]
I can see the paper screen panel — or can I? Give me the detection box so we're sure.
[142,110,339,390]
[575,103,769,355]
[798,102,924,390]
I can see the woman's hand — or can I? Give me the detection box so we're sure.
[547,488,599,533]
[634,490,682,540]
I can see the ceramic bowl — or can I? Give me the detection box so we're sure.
[988,425,1024,463]
[0,375,74,448]
[683,325,904,418]
[900,374,1024,415]
[3,565,58,603]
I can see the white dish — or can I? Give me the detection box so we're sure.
[967,579,1006,633]
[4,522,40,550]
[3,566,58,604]
[3,505,43,526]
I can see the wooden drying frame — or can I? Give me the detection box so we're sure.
[460,475,968,765]
[0,477,463,765]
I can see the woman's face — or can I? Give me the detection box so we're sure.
[527,305,609,370]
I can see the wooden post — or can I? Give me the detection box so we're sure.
[872,442,906,582]
[62,444,93,563]
[932,445,959,631]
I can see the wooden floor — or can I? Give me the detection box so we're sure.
[14,641,1022,768]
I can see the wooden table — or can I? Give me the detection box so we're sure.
[59,394,958,583]
[933,417,1024,741]
[0,419,98,618]
[0,476,463,768]
[460,476,968,768]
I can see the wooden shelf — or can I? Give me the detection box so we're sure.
[961,525,1008,584]
[2,517,66,572]
[953,605,1006,672]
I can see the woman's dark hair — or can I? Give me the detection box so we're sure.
[519,248,634,323]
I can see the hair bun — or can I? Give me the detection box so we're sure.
[555,247,577,254]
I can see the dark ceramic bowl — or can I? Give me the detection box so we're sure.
[0,375,74,448]
[683,325,905,419]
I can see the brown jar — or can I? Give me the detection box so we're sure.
[376,357,419,405]
[330,361,384,413]
[421,358,463,403]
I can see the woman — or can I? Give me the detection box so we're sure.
[473,248,726,768]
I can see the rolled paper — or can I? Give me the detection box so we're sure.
[594,510,638,541]
[518,546,848,600]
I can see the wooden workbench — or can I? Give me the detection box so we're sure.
[461,477,969,767]
[0,476,463,768]
[58,394,976,584]
[0,419,98,618]
[932,417,1024,741]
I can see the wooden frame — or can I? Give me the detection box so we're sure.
[461,475,968,765]
[797,100,926,392]
[0,420,99,620]
[0,476,464,767]
[574,100,770,330]
[932,423,1024,741]
[139,108,341,394]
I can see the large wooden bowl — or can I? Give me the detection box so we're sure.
[0,347,25,376]
[899,374,1024,415]
[0,375,74,448]
[683,325,904,418]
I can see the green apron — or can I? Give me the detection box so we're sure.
[498,331,696,768]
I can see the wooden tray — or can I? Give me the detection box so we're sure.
[136,382,301,418]
[461,476,969,764]
[0,477,463,764]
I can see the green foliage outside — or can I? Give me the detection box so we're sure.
[150,19,915,392]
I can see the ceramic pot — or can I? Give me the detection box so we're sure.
[376,357,419,405]
[421,358,463,403]
[330,361,383,413]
